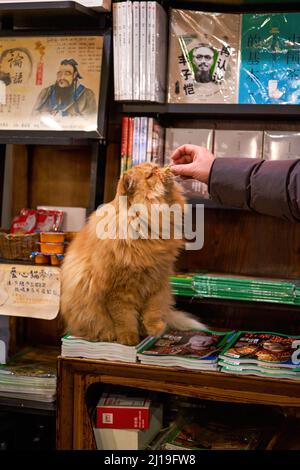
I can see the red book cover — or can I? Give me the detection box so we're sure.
[120,116,129,174]
[95,392,151,429]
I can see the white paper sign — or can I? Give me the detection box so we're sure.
[0,264,60,320]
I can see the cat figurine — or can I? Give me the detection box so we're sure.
[60,163,205,345]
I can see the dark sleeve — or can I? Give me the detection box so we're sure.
[208,157,300,221]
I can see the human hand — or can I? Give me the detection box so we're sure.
[170,145,215,185]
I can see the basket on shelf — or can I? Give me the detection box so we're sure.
[0,230,39,261]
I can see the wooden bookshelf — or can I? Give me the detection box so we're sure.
[57,357,300,450]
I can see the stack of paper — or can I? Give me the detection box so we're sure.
[61,335,151,363]
[219,331,300,380]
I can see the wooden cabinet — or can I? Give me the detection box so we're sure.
[57,357,300,450]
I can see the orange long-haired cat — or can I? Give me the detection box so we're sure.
[60,163,205,345]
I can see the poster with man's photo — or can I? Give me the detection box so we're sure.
[167,9,241,104]
[0,35,103,131]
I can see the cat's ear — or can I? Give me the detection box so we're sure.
[120,173,135,195]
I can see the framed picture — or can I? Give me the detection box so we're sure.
[0,32,110,138]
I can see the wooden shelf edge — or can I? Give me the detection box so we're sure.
[58,357,300,407]
[122,103,300,119]
[0,1,99,18]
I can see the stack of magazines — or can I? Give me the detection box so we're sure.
[219,331,300,380]
[0,346,58,403]
[170,274,195,297]
[193,274,296,304]
[137,329,235,371]
[61,335,151,363]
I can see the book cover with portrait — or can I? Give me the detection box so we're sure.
[239,13,300,104]
[0,35,103,132]
[167,9,241,104]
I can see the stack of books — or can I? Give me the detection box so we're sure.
[61,334,151,363]
[219,331,300,380]
[192,274,296,304]
[113,1,167,102]
[170,274,195,297]
[137,329,235,371]
[0,346,58,403]
[93,391,163,450]
[120,116,165,173]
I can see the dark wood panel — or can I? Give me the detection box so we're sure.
[29,145,91,209]
[104,142,120,203]
[176,209,300,279]
[24,317,61,347]
[11,145,29,219]
[0,145,5,223]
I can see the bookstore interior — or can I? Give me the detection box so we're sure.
[1,0,300,454]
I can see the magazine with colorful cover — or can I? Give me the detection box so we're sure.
[168,9,241,104]
[239,13,300,104]
[137,329,236,366]
[219,331,300,368]
[0,345,58,379]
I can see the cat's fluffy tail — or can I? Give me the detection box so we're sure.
[166,309,207,331]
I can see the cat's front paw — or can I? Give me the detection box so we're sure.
[99,330,117,342]
[117,331,140,346]
[144,319,166,337]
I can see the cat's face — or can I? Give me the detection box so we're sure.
[117,163,185,207]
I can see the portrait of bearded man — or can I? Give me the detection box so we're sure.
[191,44,215,84]
[33,58,97,117]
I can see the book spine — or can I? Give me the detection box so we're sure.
[139,2,147,101]
[152,120,165,166]
[126,0,133,100]
[119,2,127,100]
[132,1,140,100]
[120,116,129,174]
[96,406,150,429]
[146,117,153,162]
[146,2,154,101]
[164,128,172,164]
[132,117,140,166]
[139,116,148,164]
[127,117,134,169]
[112,2,119,100]
[116,3,123,100]
[149,1,156,102]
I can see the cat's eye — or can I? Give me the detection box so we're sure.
[145,172,154,179]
